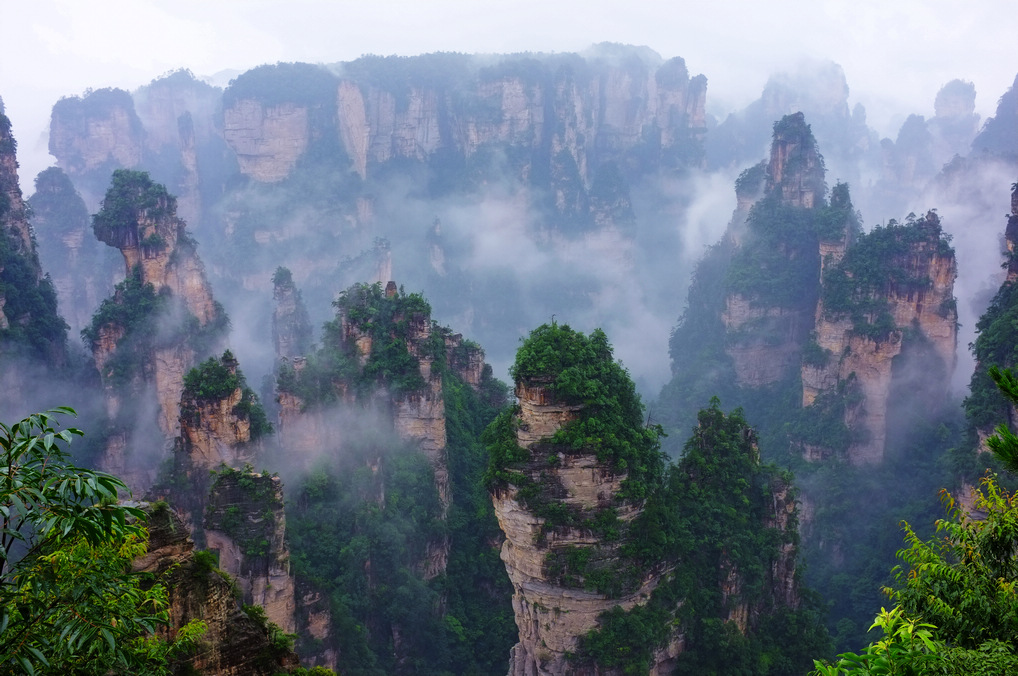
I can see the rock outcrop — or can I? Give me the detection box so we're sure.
[28,167,117,334]
[223,100,310,183]
[802,211,957,464]
[721,113,825,388]
[493,379,661,675]
[204,469,296,633]
[491,325,812,675]
[137,504,300,675]
[271,267,312,360]
[90,171,225,442]
[0,105,68,373]
[0,110,33,255]
[49,88,144,182]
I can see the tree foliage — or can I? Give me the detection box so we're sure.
[503,322,664,500]
[814,369,1018,674]
[577,400,830,674]
[0,408,202,674]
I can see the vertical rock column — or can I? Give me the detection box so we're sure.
[492,381,666,676]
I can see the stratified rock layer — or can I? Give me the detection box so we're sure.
[492,382,666,676]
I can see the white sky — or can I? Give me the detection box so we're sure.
[2,0,1017,180]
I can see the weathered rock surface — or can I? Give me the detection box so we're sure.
[803,212,957,464]
[204,471,296,633]
[492,381,665,676]
[721,113,825,387]
[723,294,812,388]
[0,112,33,255]
[223,100,310,182]
[137,504,299,675]
[49,89,144,180]
[272,269,312,360]
[92,176,224,444]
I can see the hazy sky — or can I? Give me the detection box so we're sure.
[2,0,1016,179]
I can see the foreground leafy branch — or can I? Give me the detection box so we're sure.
[0,408,201,674]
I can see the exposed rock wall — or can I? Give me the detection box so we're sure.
[272,270,312,360]
[180,387,255,471]
[92,177,224,443]
[803,212,957,464]
[28,167,117,334]
[49,89,144,180]
[722,113,825,388]
[0,109,68,370]
[444,332,486,388]
[204,471,296,633]
[137,505,299,675]
[492,382,667,676]
[723,295,813,387]
[193,53,708,187]
[222,100,310,182]
[0,112,33,255]
[133,72,222,224]
[765,112,826,209]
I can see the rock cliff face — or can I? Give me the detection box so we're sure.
[49,88,144,181]
[0,111,33,256]
[204,470,296,633]
[150,351,295,635]
[491,324,812,675]
[721,113,825,388]
[137,504,299,675]
[223,100,310,183]
[0,106,68,371]
[271,267,312,360]
[802,211,957,464]
[178,364,257,472]
[277,282,487,512]
[132,70,224,225]
[492,380,662,676]
[667,112,957,470]
[278,52,708,186]
[90,171,225,443]
[28,167,117,334]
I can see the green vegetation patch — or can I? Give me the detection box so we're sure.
[223,62,338,108]
[182,351,272,440]
[576,401,830,675]
[277,282,435,407]
[822,211,953,341]
[92,169,176,244]
[500,322,665,501]
[205,464,281,562]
